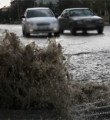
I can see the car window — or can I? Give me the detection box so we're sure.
[61,10,65,17]
[61,10,68,18]
[62,13,67,17]
[26,9,54,18]
[69,9,94,17]
[84,9,94,16]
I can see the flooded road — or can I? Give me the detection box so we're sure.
[0,24,110,54]
[1,25,110,120]
[1,24,110,83]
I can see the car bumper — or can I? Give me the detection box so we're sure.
[74,22,104,30]
[25,25,59,34]
[29,29,59,34]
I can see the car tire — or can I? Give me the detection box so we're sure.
[59,28,64,34]
[54,32,60,37]
[48,33,52,37]
[25,32,30,37]
[24,31,30,37]
[23,30,25,36]
[97,28,103,34]
[23,28,30,37]
[83,30,87,34]
[70,27,76,35]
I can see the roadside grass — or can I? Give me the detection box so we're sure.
[70,82,110,104]
[0,31,110,119]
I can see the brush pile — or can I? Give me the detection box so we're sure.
[0,31,71,118]
[0,31,110,119]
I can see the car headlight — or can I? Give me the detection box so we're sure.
[27,22,34,26]
[98,19,104,23]
[53,27,58,31]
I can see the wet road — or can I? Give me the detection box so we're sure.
[1,24,110,83]
[0,24,110,54]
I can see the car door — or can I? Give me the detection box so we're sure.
[58,10,70,30]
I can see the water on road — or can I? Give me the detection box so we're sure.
[1,24,110,83]
[0,24,110,54]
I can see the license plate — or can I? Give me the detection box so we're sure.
[38,26,49,30]
[86,24,96,28]
[77,21,83,24]
[85,20,96,28]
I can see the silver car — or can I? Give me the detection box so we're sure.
[22,7,59,37]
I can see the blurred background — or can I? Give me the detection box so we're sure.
[0,0,110,24]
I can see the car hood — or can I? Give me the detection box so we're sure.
[70,16,102,21]
[26,17,57,23]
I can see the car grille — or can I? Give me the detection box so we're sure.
[37,23,50,26]
[36,23,51,31]
[85,19,95,23]
[85,20,96,27]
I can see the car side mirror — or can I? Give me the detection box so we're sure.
[21,15,25,19]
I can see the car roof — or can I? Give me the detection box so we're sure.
[26,7,50,11]
[65,8,89,11]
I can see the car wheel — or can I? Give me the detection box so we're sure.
[70,26,76,35]
[59,28,64,34]
[48,33,52,37]
[97,28,103,34]
[25,32,30,37]
[83,30,87,34]
[22,28,30,37]
[22,30,25,36]
[54,32,60,37]
[24,31,30,37]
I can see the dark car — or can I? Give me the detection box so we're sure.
[58,8,104,34]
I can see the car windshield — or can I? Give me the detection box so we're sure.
[27,9,55,18]
[69,9,94,17]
